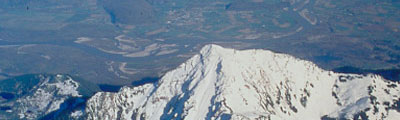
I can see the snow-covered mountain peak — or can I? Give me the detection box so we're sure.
[199,44,227,55]
[86,44,400,120]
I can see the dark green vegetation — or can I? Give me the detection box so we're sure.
[0,0,399,85]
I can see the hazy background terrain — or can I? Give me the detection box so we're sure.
[0,0,399,85]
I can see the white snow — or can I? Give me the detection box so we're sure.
[16,75,82,119]
[71,110,84,119]
[86,44,400,120]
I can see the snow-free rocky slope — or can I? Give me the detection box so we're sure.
[86,44,400,120]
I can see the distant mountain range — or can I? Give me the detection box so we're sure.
[85,45,400,120]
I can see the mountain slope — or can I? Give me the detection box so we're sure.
[0,74,100,120]
[86,44,400,120]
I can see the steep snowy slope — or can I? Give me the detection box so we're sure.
[86,44,400,120]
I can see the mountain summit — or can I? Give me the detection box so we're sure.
[86,44,400,120]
